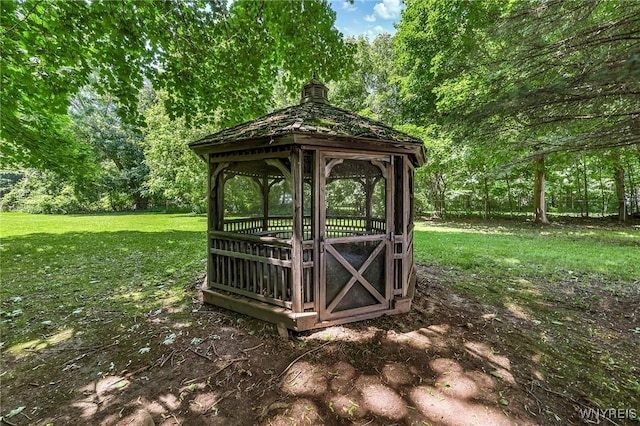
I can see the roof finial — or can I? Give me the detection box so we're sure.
[301,71,329,104]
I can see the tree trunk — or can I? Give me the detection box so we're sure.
[506,176,514,217]
[568,187,573,212]
[132,193,149,210]
[582,154,589,217]
[575,160,584,217]
[483,176,490,218]
[613,150,627,222]
[599,159,606,216]
[433,173,446,217]
[626,157,638,215]
[533,155,549,224]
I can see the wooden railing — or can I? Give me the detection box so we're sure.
[209,231,294,309]
[223,215,385,238]
[223,216,297,239]
[213,215,387,310]
[324,216,385,237]
[223,217,264,234]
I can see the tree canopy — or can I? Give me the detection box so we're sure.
[396,0,640,158]
[1,0,638,221]
[394,0,639,221]
[1,0,352,174]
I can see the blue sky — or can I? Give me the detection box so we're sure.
[329,0,404,39]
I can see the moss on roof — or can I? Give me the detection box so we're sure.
[189,99,422,148]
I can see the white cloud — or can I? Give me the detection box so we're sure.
[364,14,376,22]
[342,1,357,11]
[374,25,385,32]
[373,0,402,20]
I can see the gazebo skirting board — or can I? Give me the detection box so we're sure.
[201,287,413,337]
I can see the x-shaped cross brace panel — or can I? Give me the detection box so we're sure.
[325,240,387,313]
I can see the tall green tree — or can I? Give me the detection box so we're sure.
[365,33,402,125]
[395,0,503,123]
[141,89,212,212]
[1,0,353,175]
[69,87,149,210]
[330,34,402,124]
[329,37,372,113]
[396,0,639,222]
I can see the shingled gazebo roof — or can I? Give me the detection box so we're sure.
[190,77,425,165]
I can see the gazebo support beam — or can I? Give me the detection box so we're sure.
[290,147,303,313]
[261,173,269,232]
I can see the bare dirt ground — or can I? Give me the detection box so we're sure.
[2,266,638,426]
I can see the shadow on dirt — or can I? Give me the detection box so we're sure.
[2,264,634,425]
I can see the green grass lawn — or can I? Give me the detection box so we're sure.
[1,212,208,354]
[1,212,638,413]
[414,220,639,280]
[2,213,637,352]
[413,220,640,304]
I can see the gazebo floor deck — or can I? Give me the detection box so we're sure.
[201,286,413,337]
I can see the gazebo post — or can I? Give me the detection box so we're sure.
[261,173,269,232]
[385,159,395,304]
[207,161,215,287]
[210,162,229,232]
[403,158,415,298]
[290,147,303,313]
[364,177,373,233]
[208,161,226,290]
[313,150,322,315]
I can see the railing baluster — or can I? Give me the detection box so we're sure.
[257,245,264,296]
[238,241,245,290]
[226,240,232,286]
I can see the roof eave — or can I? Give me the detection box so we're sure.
[190,131,425,166]
[189,133,296,159]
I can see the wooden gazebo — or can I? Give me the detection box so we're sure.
[190,76,425,335]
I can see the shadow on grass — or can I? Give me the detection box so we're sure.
[1,229,206,350]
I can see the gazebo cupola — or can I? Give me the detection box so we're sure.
[301,71,329,103]
[190,75,425,335]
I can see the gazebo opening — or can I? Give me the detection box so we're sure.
[190,76,425,334]
[222,159,294,238]
[323,158,389,318]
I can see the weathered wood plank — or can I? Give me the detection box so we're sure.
[385,157,394,306]
[402,156,411,296]
[210,248,292,269]
[193,135,296,157]
[210,150,290,163]
[323,233,387,245]
[209,230,292,247]
[203,288,321,330]
[316,151,326,318]
[290,146,304,313]
[296,136,422,160]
